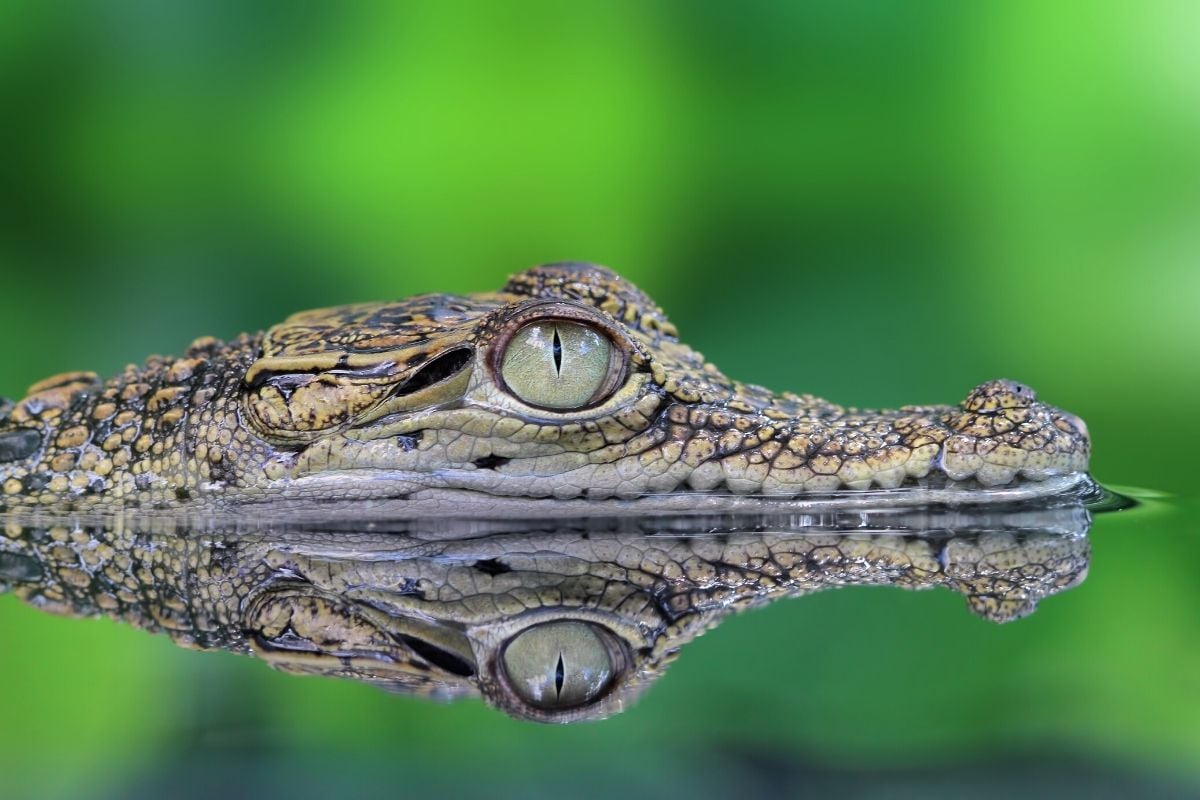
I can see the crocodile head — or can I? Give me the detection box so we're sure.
[229,262,1090,512]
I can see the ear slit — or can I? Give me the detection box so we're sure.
[396,347,474,396]
[394,634,475,676]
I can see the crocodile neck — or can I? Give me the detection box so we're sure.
[0,335,260,514]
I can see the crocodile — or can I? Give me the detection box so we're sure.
[0,507,1092,722]
[0,262,1091,517]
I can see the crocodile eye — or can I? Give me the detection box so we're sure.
[501,621,618,710]
[499,321,618,409]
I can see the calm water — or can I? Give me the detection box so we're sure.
[1,485,1197,799]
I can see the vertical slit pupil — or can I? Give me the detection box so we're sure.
[554,652,566,697]
[551,326,563,374]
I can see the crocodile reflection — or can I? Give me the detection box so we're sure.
[0,505,1091,722]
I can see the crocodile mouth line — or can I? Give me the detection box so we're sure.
[202,470,1097,520]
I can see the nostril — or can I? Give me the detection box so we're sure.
[963,379,1037,412]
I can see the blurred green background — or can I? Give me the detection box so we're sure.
[1,2,1198,798]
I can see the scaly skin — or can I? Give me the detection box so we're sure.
[0,263,1091,515]
[0,507,1091,722]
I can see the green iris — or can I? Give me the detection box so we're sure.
[502,621,617,710]
[500,321,614,409]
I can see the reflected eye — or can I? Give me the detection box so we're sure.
[499,321,618,410]
[501,621,619,710]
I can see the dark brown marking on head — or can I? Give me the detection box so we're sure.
[0,429,42,463]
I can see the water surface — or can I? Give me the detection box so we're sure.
[3,486,1196,798]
